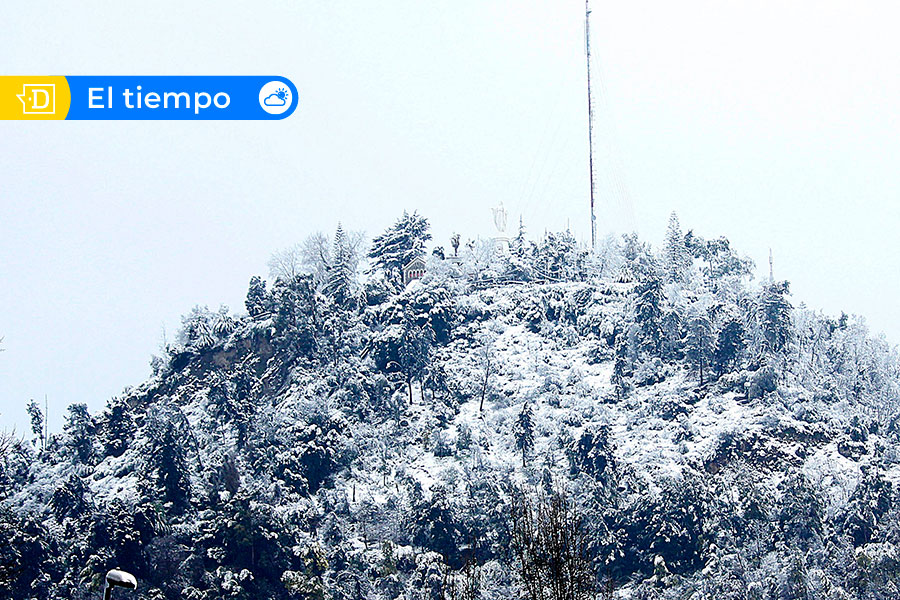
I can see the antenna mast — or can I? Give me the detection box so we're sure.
[585,0,597,251]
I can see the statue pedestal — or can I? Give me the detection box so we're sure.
[493,237,510,254]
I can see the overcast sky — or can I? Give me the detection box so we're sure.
[2,0,899,435]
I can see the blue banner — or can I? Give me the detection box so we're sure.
[62,76,298,120]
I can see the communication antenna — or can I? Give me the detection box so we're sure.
[769,248,774,282]
[585,0,597,251]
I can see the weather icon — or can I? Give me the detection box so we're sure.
[263,87,289,107]
[259,81,294,115]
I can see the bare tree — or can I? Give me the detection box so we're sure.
[477,331,496,412]
[439,533,482,600]
[267,243,306,281]
[511,487,595,600]
[439,558,481,600]
[272,229,366,292]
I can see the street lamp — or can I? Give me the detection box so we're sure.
[103,569,137,600]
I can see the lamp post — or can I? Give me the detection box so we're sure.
[103,570,137,600]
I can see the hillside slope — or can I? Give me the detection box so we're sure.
[2,223,900,600]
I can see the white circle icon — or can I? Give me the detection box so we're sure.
[259,81,293,115]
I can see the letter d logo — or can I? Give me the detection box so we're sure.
[17,83,56,114]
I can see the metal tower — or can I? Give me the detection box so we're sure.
[585,0,597,250]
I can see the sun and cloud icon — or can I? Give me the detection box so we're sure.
[263,87,289,107]
[259,81,294,115]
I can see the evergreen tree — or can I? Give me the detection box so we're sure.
[777,471,823,547]
[663,212,690,283]
[534,230,586,282]
[397,315,434,405]
[714,318,745,375]
[634,275,664,356]
[271,274,320,356]
[611,332,630,401]
[26,400,44,452]
[685,308,714,385]
[63,403,94,464]
[514,403,535,467]
[100,397,133,458]
[179,305,216,349]
[368,211,432,288]
[245,275,270,317]
[144,406,193,513]
[759,281,793,354]
[325,222,357,306]
[50,473,88,521]
[410,486,462,564]
[212,305,236,336]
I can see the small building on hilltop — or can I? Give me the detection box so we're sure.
[403,257,427,285]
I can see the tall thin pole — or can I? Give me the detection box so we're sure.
[585,0,597,251]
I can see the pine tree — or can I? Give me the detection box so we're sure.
[272,274,320,356]
[611,332,630,401]
[144,406,193,513]
[368,211,432,287]
[50,473,88,521]
[759,281,792,354]
[25,400,44,452]
[325,222,356,306]
[514,403,535,467]
[714,318,745,375]
[685,308,714,385]
[101,397,133,458]
[634,275,664,356]
[150,425,191,512]
[64,403,94,464]
[245,275,270,317]
[663,212,690,283]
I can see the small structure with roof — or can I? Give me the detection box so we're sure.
[403,257,427,285]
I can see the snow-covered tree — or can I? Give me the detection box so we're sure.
[611,332,630,401]
[514,403,535,467]
[368,211,432,288]
[300,232,331,289]
[178,305,216,350]
[324,222,358,306]
[713,317,745,375]
[450,233,461,257]
[245,275,271,317]
[100,397,133,458]
[143,405,193,513]
[26,400,44,452]
[267,243,306,282]
[50,473,88,521]
[510,489,594,600]
[663,212,690,284]
[758,281,793,355]
[63,403,94,464]
[684,307,714,385]
[634,275,664,357]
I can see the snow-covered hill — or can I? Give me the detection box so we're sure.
[2,216,899,600]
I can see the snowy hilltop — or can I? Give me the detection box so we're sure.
[2,212,900,600]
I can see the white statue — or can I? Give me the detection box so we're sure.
[492,202,507,234]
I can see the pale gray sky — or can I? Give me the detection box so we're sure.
[2,0,899,434]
